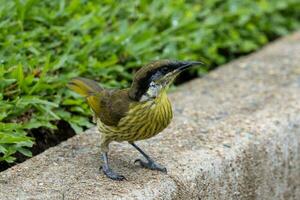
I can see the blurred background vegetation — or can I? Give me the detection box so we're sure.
[0,0,299,165]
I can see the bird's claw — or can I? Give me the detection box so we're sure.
[101,165,126,181]
[134,159,167,173]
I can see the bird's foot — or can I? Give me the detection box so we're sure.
[134,159,167,173]
[101,165,126,181]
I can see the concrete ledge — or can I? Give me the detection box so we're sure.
[1,32,300,199]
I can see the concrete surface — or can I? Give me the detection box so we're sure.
[1,32,300,200]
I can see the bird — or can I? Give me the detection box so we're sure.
[67,60,203,180]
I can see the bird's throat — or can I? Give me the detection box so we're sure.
[139,82,165,102]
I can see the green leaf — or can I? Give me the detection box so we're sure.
[0,145,7,154]
[69,122,83,134]
[17,147,32,157]
[2,156,16,163]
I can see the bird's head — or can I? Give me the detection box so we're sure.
[129,60,204,101]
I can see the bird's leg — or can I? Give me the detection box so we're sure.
[130,142,167,173]
[99,138,125,180]
[100,152,126,181]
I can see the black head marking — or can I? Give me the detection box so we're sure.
[128,60,203,101]
[129,60,177,100]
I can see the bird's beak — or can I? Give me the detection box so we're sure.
[177,61,205,72]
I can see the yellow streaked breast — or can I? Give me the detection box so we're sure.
[97,91,173,142]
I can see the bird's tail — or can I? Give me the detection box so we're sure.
[67,77,103,97]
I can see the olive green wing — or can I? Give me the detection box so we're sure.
[95,89,132,126]
[68,77,132,126]
[86,94,102,117]
[68,77,103,119]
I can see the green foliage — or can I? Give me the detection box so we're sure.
[0,0,299,163]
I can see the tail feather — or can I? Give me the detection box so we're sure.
[68,77,102,97]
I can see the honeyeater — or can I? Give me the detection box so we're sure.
[68,60,203,180]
